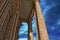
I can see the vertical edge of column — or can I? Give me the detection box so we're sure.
[28,18,33,40]
[33,11,40,40]
[35,0,49,40]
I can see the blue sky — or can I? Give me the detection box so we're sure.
[40,0,60,40]
[18,0,60,40]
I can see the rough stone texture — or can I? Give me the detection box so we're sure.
[0,0,20,40]
[35,0,49,40]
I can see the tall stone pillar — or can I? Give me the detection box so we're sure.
[35,0,49,40]
[28,19,33,40]
[34,11,39,40]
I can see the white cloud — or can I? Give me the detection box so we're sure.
[18,38,27,40]
[57,20,60,25]
[58,37,60,40]
[18,22,28,35]
[51,27,55,30]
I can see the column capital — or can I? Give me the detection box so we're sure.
[27,18,32,24]
[33,0,40,3]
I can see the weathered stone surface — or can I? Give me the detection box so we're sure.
[0,0,19,40]
[35,1,49,40]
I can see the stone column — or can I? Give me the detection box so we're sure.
[34,11,39,40]
[35,0,49,40]
[28,19,33,40]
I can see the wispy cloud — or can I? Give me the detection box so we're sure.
[40,0,60,40]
